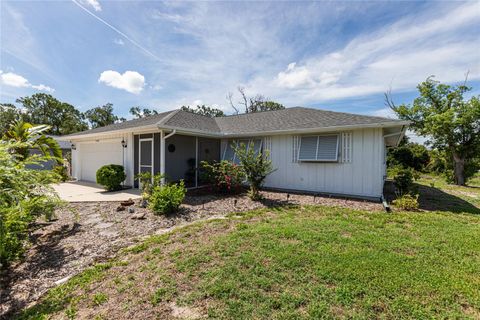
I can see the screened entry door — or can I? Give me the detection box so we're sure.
[139,139,153,183]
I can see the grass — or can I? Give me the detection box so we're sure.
[18,198,480,319]
[417,173,480,208]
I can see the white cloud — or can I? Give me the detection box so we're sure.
[31,84,55,93]
[248,2,480,105]
[371,107,398,119]
[0,70,54,92]
[98,70,145,94]
[113,38,124,45]
[0,71,29,87]
[81,0,101,12]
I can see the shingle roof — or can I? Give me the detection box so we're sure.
[62,107,405,139]
[62,110,174,137]
[215,107,402,134]
[160,110,221,133]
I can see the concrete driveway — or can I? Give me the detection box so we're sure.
[53,181,141,202]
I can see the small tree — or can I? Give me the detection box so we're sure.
[387,76,480,185]
[234,142,275,200]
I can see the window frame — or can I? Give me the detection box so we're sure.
[297,134,340,162]
[222,138,263,163]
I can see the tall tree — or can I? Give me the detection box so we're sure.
[84,103,125,128]
[129,106,159,118]
[181,105,225,117]
[387,76,480,185]
[227,87,285,114]
[0,103,21,134]
[16,93,87,135]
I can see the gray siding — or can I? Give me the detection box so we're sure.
[165,135,196,184]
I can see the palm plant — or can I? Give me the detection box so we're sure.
[2,120,62,163]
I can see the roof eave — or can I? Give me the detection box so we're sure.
[221,120,411,137]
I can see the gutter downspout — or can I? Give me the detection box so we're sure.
[160,129,176,185]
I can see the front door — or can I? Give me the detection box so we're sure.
[139,138,153,184]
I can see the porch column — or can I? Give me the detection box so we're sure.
[160,130,165,185]
[195,137,198,188]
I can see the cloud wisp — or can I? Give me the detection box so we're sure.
[256,2,480,105]
[98,70,145,94]
[71,0,160,61]
[0,71,54,93]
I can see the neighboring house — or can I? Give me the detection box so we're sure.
[59,107,408,200]
[27,135,71,170]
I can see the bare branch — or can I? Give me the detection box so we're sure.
[226,92,239,115]
[237,86,249,113]
[384,87,397,111]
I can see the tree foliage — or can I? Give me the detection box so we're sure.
[181,105,225,117]
[388,142,430,172]
[16,93,88,135]
[129,106,159,118]
[227,87,285,114]
[0,103,20,134]
[84,103,125,128]
[388,76,480,185]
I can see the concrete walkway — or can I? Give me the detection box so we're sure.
[53,181,141,202]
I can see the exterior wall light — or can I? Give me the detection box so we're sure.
[121,139,127,148]
[71,143,76,150]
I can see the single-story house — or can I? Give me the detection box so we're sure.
[59,107,408,201]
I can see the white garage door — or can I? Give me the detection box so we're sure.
[80,141,123,182]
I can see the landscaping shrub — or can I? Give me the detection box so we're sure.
[392,194,419,211]
[53,164,69,182]
[148,181,186,215]
[0,140,61,268]
[391,167,418,195]
[200,160,245,194]
[96,164,126,191]
[234,142,275,200]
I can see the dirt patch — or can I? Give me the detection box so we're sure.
[1,190,381,318]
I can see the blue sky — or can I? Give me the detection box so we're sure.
[1,0,479,123]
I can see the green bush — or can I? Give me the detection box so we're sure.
[148,181,186,215]
[234,142,275,200]
[392,194,419,211]
[135,172,164,200]
[53,164,69,182]
[200,160,245,194]
[0,140,61,268]
[96,164,126,191]
[391,167,418,195]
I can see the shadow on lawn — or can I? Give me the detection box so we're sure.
[384,181,480,215]
[0,223,82,319]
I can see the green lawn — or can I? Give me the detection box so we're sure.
[19,202,480,319]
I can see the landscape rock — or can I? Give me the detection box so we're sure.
[131,212,146,220]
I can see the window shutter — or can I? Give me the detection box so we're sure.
[298,136,318,160]
[298,135,339,162]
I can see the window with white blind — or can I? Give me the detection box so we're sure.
[222,139,263,163]
[298,135,339,162]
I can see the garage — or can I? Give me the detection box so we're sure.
[79,141,123,182]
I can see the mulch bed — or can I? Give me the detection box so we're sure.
[0,190,381,318]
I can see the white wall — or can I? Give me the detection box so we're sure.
[263,128,385,199]
[70,133,135,186]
